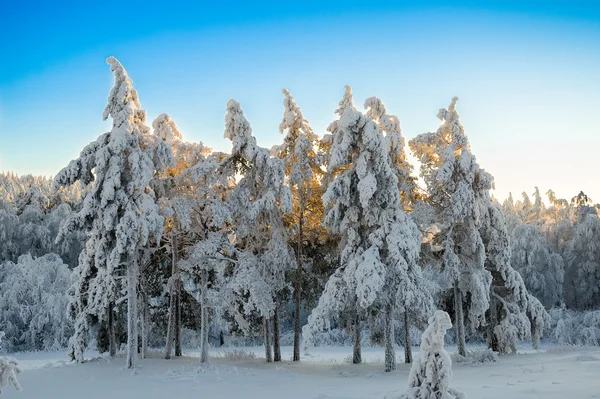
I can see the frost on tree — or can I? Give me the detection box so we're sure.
[364,96,420,209]
[0,253,72,352]
[510,224,564,308]
[222,99,293,362]
[0,332,21,394]
[565,213,600,310]
[272,89,325,362]
[54,57,173,368]
[400,310,465,399]
[480,204,550,353]
[319,85,354,185]
[152,113,212,360]
[364,96,433,365]
[153,114,233,363]
[305,88,427,370]
[409,97,492,357]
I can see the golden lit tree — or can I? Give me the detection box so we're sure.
[272,89,326,362]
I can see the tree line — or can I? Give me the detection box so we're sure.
[0,57,598,371]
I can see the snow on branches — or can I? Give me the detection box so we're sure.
[54,57,173,368]
[400,310,465,399]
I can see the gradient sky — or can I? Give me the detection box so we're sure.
[1,1,599,203]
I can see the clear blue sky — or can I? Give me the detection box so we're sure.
[1,1,599,202]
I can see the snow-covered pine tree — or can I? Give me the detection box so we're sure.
[510,224,564,308]
[54,57,173,368]
[399,310,465,399]
[544,189,572,256]
[222,99,293,362]
[152,113,210,359]
[564,213,600,310]
[480,204,550,353]
[0,253,72,352]
[364,96,420,209]
[364,96,432,365]
[161,123,233,364]
[272,88,325,362]
[319,85,354,186]
[409,97,492,357]
[305,88,424,371]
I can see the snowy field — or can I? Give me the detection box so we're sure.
[3,345,600,399]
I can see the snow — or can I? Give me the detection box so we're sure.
[2,345,599,398]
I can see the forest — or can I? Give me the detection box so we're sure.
[1,57,599,376]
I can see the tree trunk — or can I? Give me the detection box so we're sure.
[293,206,303,362]
[140,290,149,359]
[384,303,396,372]
[175,281,182,357]
[273,307,281,362]
[488,291,499,352]
[108,302,117,357]
[403,310,412,364]
[199,271,209,364]
[126,257,139,369]
[264,317,272,363]
[353,312,362,364]
[454,282,466,357]
[164,230,177,359]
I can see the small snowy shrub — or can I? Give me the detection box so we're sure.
[219,349,258,361]
[548,308,600,346]
[0,355,21,393]
[399,310,466,399]
[451,348,498,364]
[0,335,21,393]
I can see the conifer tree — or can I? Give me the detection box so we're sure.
[272,89,324,362]
[305,88,424,371]
[410,97,492,357]
[55,57,173,368]
[222,99,293,362]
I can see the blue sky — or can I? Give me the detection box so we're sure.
[1,1,599,202]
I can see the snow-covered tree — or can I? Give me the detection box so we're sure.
[305,88,426,371]
[564,214,600,310]
[364,96,432,365]
[152,113,211,359]
[481,205,550,353]
[0,352,21,394]
[54,57,173,368]
[400,310,465,399]
[364,96,420,209]
[409,97,492,357]
[0,253,72,352]
[222,99,293,362]
[272,88,325,362]
[510,224,564,308]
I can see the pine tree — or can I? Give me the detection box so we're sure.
[305,88,425,371]
[565,213,600,310]
[222,99,293,362]
[152,113,210,359]
[481,204,550,353]
[510,224,564,308]
[272,89,325,362]
[410,97,492,357]
[54,57,173,368]
[364,96,432,365]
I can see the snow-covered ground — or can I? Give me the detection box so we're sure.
[3,345,600,398]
